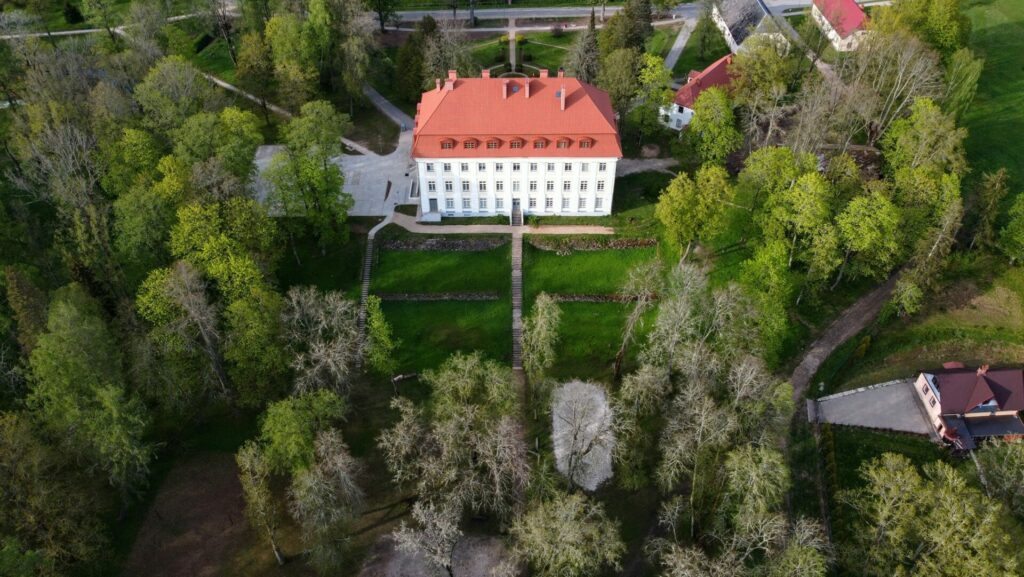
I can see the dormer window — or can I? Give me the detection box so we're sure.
[464,139,478,149]
[580,138,593,149]
[557,139,571,149]
[534,139,547,149]
[510,139,524,149]
[441,139,455,150]
[487,139,500,149]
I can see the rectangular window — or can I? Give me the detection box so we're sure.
[562,197,570,209]
[597,181,605,191]
[426,163,435,172]
[511,140,523,149]
[529,198,537,209]
[462,198,471,210]
[557,140,569,149]
[462,181,470,192]
[478,163,486,171]
[581,163,589,172]
[922,383,930,395]
[487,141,499,149]
[595,198,603,209]
[496,182,504,192]
[563,181,571,191]
[443,163,451,172]
[512,182,520,192]
[534,141,545,149]
[929,397,937,407]
[529,181,538,192]
[512,163,521,172]
[564,162,572,171]
[460,163,469,172]
[442,141,454,150]
[578,198,587,209]
[580,181,588,191]
[545,197,554,209]
[599,162,607,172]
[547,163,555,171]
[580,140,592,149]
[479,199,487,210]
[496,198,504,209]
[546,181,554,192]
[445,198,454,209]
[496,163,504,172]
[444,181,453,192]
[464,141,476,149]
[428,181,436,192]
[530,163,538,172]
[479,181,487,192]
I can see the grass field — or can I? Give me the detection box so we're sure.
[523,243,658,301]
[191,38,236,84]
[672,20,730,78]
[520,29,580,48]
[371,244,511,295]
[963,0,1024,190]
[384,299,512,372]
[521,40,570,73]
[645,24,682,58]
[544,301,655,383]
[276,226,367,299]
[471,36,508,68]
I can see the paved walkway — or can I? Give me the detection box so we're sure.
[663,19,695,73]
[814,379,934,436]
[362,84,414,131]
[616,158,679,177]
[390,212,614,235]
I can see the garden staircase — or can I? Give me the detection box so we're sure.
[355,236,375,370]
[511,233,523,371]
[511,205,523,227]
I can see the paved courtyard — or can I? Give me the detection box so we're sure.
[814,379,935,436]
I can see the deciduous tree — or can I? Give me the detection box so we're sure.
[236,441,285,565]
[282,286,360,395]
[688,87,742,165]
[260,389,347,474]
[522,292,561,382]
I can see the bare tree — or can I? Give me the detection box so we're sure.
[614,260,662,380]
[395,498,463,577]
[236,441,285,565]
[422,19,477,88]
[283,286,360,396]
[202,0,237,65]
[552,381,616,491]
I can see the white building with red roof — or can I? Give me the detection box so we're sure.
[811,0,869,52]
[660,54,734,131]
[412,70,622,221]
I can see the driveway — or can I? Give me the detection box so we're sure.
[813,379,935,437]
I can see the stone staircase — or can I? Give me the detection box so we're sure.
[511,233,523,371]
[355,236,375,370]
[511,205,523,227]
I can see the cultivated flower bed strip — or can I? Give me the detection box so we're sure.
[374,292,501,301]
[380,238,508,251]
[527,237,657,254]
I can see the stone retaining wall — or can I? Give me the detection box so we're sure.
[375,292,500,301]
[380,238,508,251]
[528,237,657,255]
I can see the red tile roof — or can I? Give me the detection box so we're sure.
[412,72,622,159]
[931,367,1024,414]
[813,0,867,39]
[673,54,733,110]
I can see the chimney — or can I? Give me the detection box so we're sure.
[540,69,549,78]
[448,70,457,81]
[444,79,455,91]
[435,78,441,91]
[557,67,564,78]
[978,364,990,376]
[560,84,566,111]
[482,69,491,79]
[525,78,531,98]
[502,79,509,100]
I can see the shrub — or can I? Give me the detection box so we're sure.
[551,25,564,38]
[63,1,84,23]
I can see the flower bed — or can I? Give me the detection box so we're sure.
[380,237,508,252]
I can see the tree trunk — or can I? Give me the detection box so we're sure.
[270,537,285,566]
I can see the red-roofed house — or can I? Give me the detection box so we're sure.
[811,0,869,52]
[660,54,734,131]
[915,364,1024,451]
[412,70,622,221]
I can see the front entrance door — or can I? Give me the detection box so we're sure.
[512,198,521,210]
[429,198,438,212]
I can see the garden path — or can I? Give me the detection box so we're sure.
[663,19,695,72]
[355,212,398,368]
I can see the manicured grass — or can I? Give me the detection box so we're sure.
[645,24,682,58]
[520,29,580,48]
[384,299,512,372]
[471,37,507,68]
[963,0,1024,189]
[672,21,730,77]
[346,104,401,155]
[191,37,236,83]
[523,243,658,301]
[397,0,620,8]
[521,41,570,73]
[544,301,655,383]
[371,244,511,295]
[277,225,367,299]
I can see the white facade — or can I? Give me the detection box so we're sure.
[415,156,618,217]
[660,103,694,131]
[811,4,868,52]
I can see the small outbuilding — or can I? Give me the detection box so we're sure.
[810,0,869,52]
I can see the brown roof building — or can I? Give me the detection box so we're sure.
[915,364,1024,451]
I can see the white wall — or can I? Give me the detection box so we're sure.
[415,156,618,217]
[659,103,694,131]
[810,4,867,52]
[712,6,741,54]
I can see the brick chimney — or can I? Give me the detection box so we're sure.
[435,78,441,91]
[557,67,564,78]
[502,79,509,99]
[525,78,531,98]
[482,69,490,79]
[560,84,566,111]
[448,70,457,80]
[540,69,549,78]
[978,364,990,376]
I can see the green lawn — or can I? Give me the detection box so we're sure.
[523,243,658,301]
[963,0,1024,189]
[471,37,507,68]
[520,29,580,48]
[191,38,236,83]
[276,224,367,299]
[672,21,730,77]
[521,41,570,73]
[346,104,401,155]
[545,301,654,383]
[384,299,512,372]
[645,24,682,58]
[371,244,511,295]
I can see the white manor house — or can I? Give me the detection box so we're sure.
[412,70,623,222]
